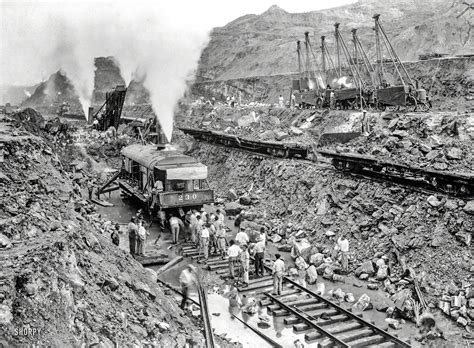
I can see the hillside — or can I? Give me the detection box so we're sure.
[196,0,473,81]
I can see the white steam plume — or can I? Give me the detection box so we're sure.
[1,2,210,140]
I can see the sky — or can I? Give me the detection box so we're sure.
[0,0,355,86]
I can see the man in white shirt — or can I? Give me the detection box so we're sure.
[169,214,184,244]
[200,223,210,260]
[227,240,241,279]
[216,209,225,224]
[235,229,249,246]
[336,234,349,272]
[272,254,286,295]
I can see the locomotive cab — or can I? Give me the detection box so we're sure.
[119,144,214,211]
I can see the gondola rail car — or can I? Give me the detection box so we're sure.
[119,144,214,211]
[318,150,474,197]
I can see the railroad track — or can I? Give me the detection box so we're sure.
[180,244,411,348]
[180,127,474,199]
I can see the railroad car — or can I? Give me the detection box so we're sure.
[118,143,214,213]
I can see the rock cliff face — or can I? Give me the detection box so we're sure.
[0,111,203,346]
[196,0,473,80]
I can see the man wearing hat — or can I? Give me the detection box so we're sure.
[253,235,266,277]
[272,254,286,295]
[227,240,241,279]
[127,216,138,256]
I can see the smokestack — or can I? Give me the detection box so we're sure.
[87,107,94,124]
[156,121,168,150]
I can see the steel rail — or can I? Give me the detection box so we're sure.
[283,277,411,347]
[231,314,283,348]
[265,292,349,348]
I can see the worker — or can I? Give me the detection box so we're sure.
[272,254,286,295]
[200,207,207,222]
[240,244,250,287]
[278,95,284,108]
[227,240,241,280]
[291,93,296,108]
[215,218,227,257]
[235,228,249,246]
[259,227,267,247]
[336,233,350,272]
[184,211,193,242]
[253,236,266,277]
[189,210,198,245]
[87,179,95,200]
[179,265,197,310]
[127,217,138,256]
[110,223,120,246]
[361,110,369,134]
[216,209,225,225]
[154,209,166,245]
[169,214,184,244]
[136,220,149,256]
[200,223,210,261]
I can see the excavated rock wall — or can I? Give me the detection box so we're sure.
[0,118,203,346]
[189,141,473,305]
[191,57,473,110]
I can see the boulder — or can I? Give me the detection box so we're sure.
[274,131,289,141]
[290,126,303,136]
[446,147,462,160]
[355,261,375,277]
[391,130,409,138]
[463,201,474,215]
[295,256,308,270]
[0,234,12,249]
[227,189,239,201]
[333,288,345,301]
[425,150,439,161]
[345,293,355,303]
[309,253,325,267]
[367,283,379,290]
[306,265,318,284]
[427,195,444,208]
[419,143,432,154]
[353,294,371,311]
[224,202,244,216]
[259,130,275,141]
[239,196,253,206]
[272,234,282,243]
[0,304,12,325]
[376,265,389,281]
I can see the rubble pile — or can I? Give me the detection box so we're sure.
[180,104,473,172]
[190,142,473,326]
[0,120,204,346]
[179,103,337,143]
[330,112,474,172]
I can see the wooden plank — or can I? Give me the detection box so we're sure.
[156,256,184,274]
[90,198,114,207]
[136,256,170,267]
